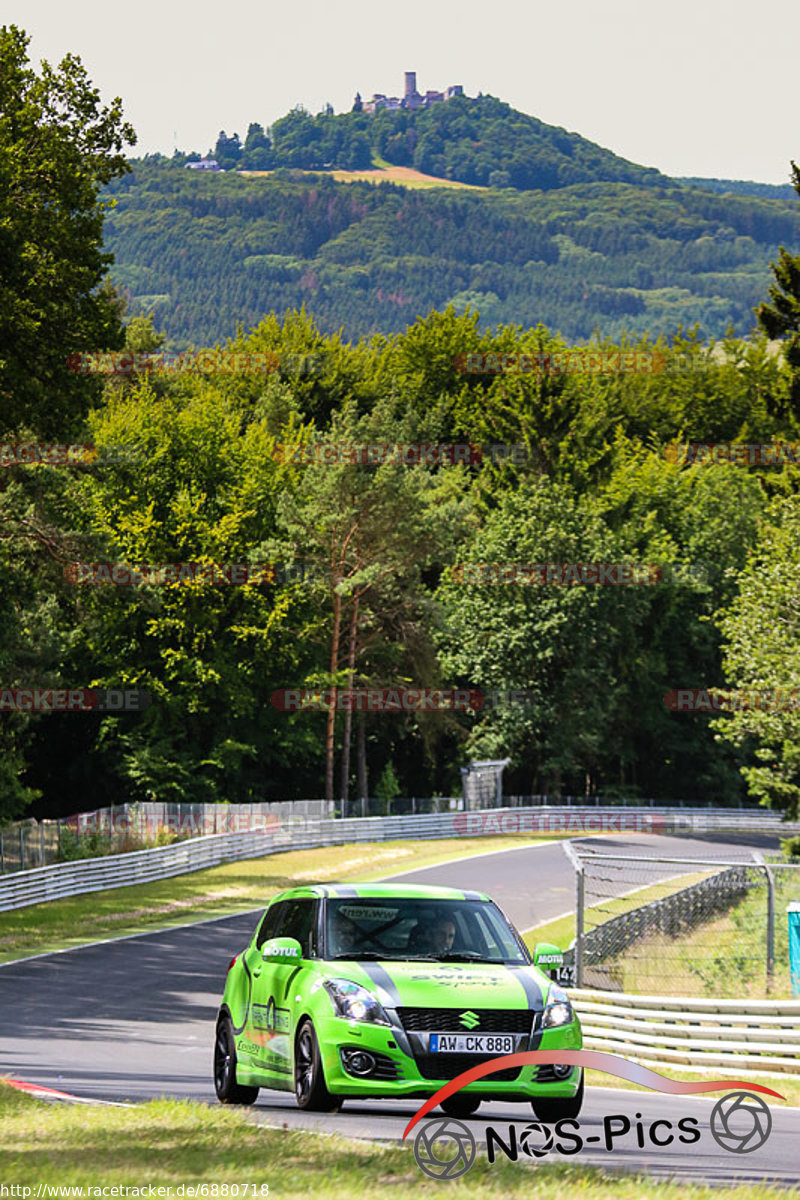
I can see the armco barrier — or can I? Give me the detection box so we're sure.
[0,805,798,913]
[571,988,800,1076]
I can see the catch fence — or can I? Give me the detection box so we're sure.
[562,844,800,996]
[0,800,338,874]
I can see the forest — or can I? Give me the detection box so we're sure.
[5,301,800,820]
[4,24,800,823]
[102,163,800,348]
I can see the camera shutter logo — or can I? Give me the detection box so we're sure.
[710,1092,772,1153]
[413,1117,477,1180]
[519,1121,554,1158]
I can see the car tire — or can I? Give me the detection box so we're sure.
[440,1095,481,1117]
[214,1014,259,1105]
[294,1019,341,1112]
[530,1071,584,1123]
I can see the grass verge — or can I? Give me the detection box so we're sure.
[0,1083,790,1198]
[586,1068,800,1106]
[520,871,712,953]
[0,834,564,965]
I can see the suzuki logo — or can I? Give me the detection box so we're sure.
[459,1011,480,1029]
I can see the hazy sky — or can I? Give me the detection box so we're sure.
[5,0,798,183]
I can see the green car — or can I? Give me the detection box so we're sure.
[214,882,583,1120]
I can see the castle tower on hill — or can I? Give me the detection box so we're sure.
[362,72,465,114]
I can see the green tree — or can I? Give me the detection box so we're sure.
[65,380,313,804]
[713,495,800,818]
[214,131,242,169]
[241,122,273,170]
[375,762,401,813]
[0,24,135,438]
[757,161,800,419]
[272,395,470,803]
[438,478,640,796]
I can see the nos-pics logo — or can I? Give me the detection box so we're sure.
[412,1093,773,1181]
[404,1051,781,1181]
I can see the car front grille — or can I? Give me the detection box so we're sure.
[397,1007,534,1034]
[364,1051,403,1081]
[414,1054,522,1082]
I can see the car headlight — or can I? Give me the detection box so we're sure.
[323,979,391,1025]
[542,983,574,1029]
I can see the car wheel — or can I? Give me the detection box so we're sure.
[530,1071,584,1123]
[214,1014,259,1105]
[440,1095,481,1117]
[294,1019,340,1112]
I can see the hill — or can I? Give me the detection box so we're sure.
[675,177,797,200]
[103,161,800,347]
[214,94,668,192]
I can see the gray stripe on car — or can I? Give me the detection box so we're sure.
[358,962,414,1058]
[358,961,402,1007]
[507,965,545,1047]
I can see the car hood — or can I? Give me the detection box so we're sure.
[324,958,549,1011]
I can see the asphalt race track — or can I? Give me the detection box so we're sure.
[1,832,797,1186]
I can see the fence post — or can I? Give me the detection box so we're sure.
[0,829,4,874]
[562,841,584,987]
[19,825,25,872]
[753,852,776,988]
[575,866,585,987]
[39,821,45,866]
[765,865,776,986]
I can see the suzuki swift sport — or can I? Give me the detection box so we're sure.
[213,882,583,1119]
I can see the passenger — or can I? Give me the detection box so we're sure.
[329,911,359,957]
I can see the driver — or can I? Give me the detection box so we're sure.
[429,913,457,954]
[409,911,457,955]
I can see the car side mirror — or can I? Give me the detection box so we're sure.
[533,942,563,979]
[261,936,303,963]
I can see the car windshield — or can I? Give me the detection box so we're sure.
[325,898,528,964]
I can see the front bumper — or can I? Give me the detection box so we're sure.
[316,1011,583,1100]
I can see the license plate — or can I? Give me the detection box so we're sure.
[429,1034,515,1054]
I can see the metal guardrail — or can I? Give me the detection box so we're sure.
[0,797,785,875]
[0,813,457,912]
[453,808,800,836]
[0,805,798,914]
[570,987,800,1075]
